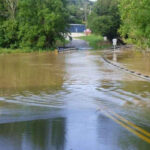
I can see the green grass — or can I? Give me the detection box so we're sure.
[78,34,111,50]
[0,48,32,54]
[0,48,54,54]
[55,39,70,47]
[0,39,69,54]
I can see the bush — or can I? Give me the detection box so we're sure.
[0,20,19,48]
[0,0,69,49]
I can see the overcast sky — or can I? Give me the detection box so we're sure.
[89,0,97,1]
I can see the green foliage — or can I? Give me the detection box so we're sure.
[0,20,18,48]
[88,0,120,39]
[67,0,93,24]
[79,34,111,50]
[119,0,150,48]
[0,0,7,25]
[67,4,84,24]
[0,0,69,49]
[0,48,33,54]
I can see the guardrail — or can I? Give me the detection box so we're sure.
[57,47,78,53]
[102,50,150,82]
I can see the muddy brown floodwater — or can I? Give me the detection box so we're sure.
[111,50,150,76]
[0,50,150,150]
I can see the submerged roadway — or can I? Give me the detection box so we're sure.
[0,39,150,150]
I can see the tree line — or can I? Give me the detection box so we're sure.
[88,0,120,40]
[119,0,150,49]
[0,0,69,49]
[88,0,150,49]
[0,0,93,49]
[0,0,150,49]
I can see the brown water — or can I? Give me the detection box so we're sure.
[0,51,150,150]
[112,50,150,76]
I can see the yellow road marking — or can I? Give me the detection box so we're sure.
[109,110,150,138]
[97,105,150,138]
[102,111,150,144]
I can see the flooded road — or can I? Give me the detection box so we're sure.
[0,51,150,150]
[110,50,150,76]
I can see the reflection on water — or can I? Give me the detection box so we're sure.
[112,52,117,62]
[0,118,66,150]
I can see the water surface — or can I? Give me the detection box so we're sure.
[0,51,150,150]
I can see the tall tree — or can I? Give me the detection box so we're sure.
[88,0,120,39]
[0,0,7,21]
[5,0,18,19]
[67,0,93,24]
[0,0,70,49]
[119,0,150,48]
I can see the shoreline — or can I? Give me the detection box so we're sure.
[0,48,57,54]
[102,48,150,82]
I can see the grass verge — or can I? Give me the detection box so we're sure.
[78,34,111,50]
[0,48,54,54]
[0,40,69,54]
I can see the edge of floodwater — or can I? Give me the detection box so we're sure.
[102,48,150,82]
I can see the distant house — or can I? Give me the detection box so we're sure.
[69,24,86,33]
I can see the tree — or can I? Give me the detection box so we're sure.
[0,0,7,21]
[5,0,18,19]
[88,0,120,39]
[0,0,18,48]
[119,0,150,48]
[0,0,70,49]
[67,0,93,24]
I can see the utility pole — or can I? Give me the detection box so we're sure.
[84,1,88,27]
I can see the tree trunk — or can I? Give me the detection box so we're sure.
[5,0,18,19]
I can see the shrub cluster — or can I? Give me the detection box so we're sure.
[0,0,69,49]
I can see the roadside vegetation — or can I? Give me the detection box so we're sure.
[0,0,150,53]
[119,0,150,49]
[88,0,150,50]
[0,39,69,54]
[0,0,93,53]
[0,0,69,50]
[79,34,111,50]
[88,0,120,40]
